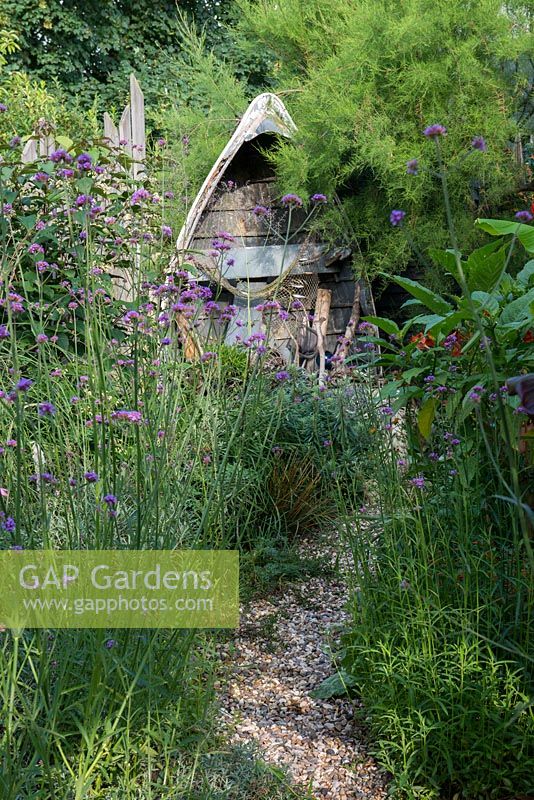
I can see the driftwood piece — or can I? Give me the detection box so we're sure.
[175,313,203,361]
[314,288,331,383]
[334,281,362,364]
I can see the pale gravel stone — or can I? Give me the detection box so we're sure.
[217,536,389,800]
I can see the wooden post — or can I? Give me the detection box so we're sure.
[129,73,145,180]
[103,112,119,149]
[314,287,331,383]
[106,74,145,179]
[39,134,55,158]
[514,133,523,166]
[334,281,361,365]
[119,103,132,159]
[21,138,38,163]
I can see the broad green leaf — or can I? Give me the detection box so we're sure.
[391,275,452,315]
[401,367,427,382]
[379,380,403,398]
[20,214,37,230]
[76,177,94,193]
[410,313,445,332]
[471,291,499,315]
[476,218,534,255]
[428,247,462,272]
[517,260,534,287]
[55,135,74,150]
[417,397,437,439]
[465,242,506,292]
[429,309,471,338]
[311,670,357,699]
[361,315,399,335]
[500,288,534,325]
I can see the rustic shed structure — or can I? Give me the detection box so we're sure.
[173,93,373,368]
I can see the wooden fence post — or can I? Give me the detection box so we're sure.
[21,138,38,163]
[104,73,145,179]
[129,73,145,180]
[103,112,119,149]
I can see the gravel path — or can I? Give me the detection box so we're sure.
[217,542,389,800]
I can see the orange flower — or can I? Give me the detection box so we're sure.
[523,329,534,344]
[410,332,435,351]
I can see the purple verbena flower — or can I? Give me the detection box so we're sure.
[253,205,270,217]
[37,472,58,484]
[406,158,419,175]
[28,243,45,255]
[50,148,72,163]
[38,401,56,416]
[281,193,303,207]
[311,193,327,203]
[15,378,33,392]
[75,194,93,207]
[515,210,533,223]
[471,136,487,152]
[76,152,93,170]
[390,209,406,226]
[2,516,16,533]
[131,188,151,205]
[424,124,447,138]
[84,471,99,483]
[409,475,426,489]
[111,410,143,424]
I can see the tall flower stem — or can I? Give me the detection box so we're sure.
[435,138,532,566]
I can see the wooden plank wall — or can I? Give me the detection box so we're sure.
[191,179,308,251]
[318,259,356,351]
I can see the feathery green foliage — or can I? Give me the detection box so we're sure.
[236,0,533,277]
